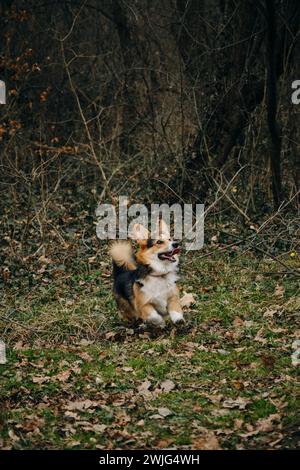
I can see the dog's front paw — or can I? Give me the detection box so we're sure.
[169,311,185,325]
[147,311,166,328]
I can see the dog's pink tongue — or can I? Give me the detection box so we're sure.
[172,247,181,255]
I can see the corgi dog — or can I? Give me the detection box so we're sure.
[109,220,184,327]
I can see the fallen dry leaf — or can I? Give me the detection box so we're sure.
[19,417,45,432]
[204,393,223,403]
[156,438,174,448]
[8,430,20,442]
[150,414,164,420]
[69,440,81,447]
[157,407,173,417]
[268,327,286,333]
[137,380,152,395]
[233,316,244,327]
[292,340,300,349]
[222,397,250,410]
[105,331,117,340]
[291,340,300,366]
[32,375,50,384]
[180,292,196,308]
[256,414,281,432]
[54,370,71,382]
[78,423,107,433]
[38,255,52,265]
[260,354,276,369]
[263,308,278,319]
[211,409,230,417]
[234,418,244,429]
[274,284,285,298]
[64,411,79,419]
[241,414,281,437]
[65,399,98,411]
[191,429,221,450]
[77,352,93,362]
[77,339,94,346]
[159,379,175,392]
[254,327,267,345]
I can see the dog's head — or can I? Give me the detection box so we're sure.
[131,220,181,274]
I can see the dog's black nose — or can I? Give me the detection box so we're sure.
[172,242,179,248]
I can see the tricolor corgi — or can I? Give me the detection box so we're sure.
[109,220,184,327]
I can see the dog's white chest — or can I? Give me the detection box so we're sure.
[141,273,178,314]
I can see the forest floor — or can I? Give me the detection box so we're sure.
[1,236,299,449]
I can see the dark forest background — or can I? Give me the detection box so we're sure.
[0,0,299,264]
[1,1,300,451]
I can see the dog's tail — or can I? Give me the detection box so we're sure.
[109,241,136,276]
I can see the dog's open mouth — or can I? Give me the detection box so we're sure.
[158,247,181,262]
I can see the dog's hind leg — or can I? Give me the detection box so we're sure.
[115,295,136,322]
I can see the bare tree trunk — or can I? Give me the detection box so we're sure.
[265,0,282,209]
[112,0,184,159]
[112,0,140,155]
[184,0,264,170]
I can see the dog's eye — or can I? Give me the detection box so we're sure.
[156,240,164,245]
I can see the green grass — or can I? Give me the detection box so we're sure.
[0,248,299,449]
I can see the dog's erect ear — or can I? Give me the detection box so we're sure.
[130,223,149,246]
[157,219,170,240]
